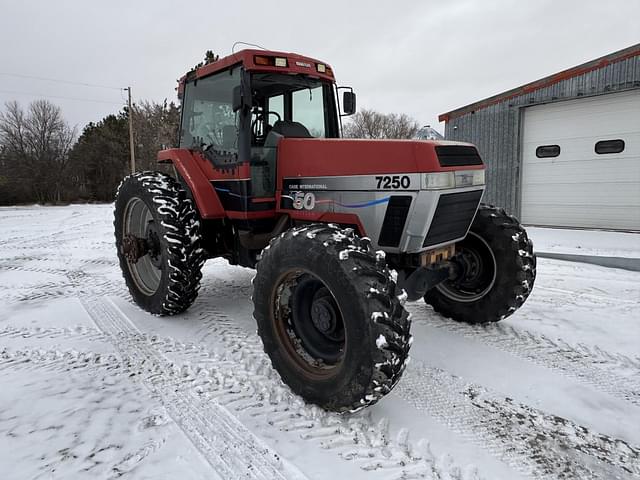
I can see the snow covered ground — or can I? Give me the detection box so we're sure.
[526,226,640,259]
[1,204,639,480]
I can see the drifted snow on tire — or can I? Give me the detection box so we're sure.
[425,204,536,324]
[253,223,412,412]
[114,171,205,315]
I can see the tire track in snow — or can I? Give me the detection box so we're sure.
[81,296,300,480]
[0,324,104,341]
[0,348,169,478]
[0,320,474,480]
[0,347,115,373]
[1,277,126,304]
[112,302,480,480]
[7,276,122,305]
[187,294,640,479]
[410,305,640,406]
[1,264,70,276]
[534,285,640,308]
[1,251,125,304]
[395,360,640,480]
[0,342,477,480]
[1,258,116,276]
[0,218,107,250]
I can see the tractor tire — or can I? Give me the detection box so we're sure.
[114,171,204,315]
[253,224,411,412]
[424,204,536,324]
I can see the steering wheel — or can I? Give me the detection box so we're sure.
[266,110,281,122]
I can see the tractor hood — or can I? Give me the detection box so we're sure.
[277,138,484,179]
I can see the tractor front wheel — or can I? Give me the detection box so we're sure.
[424,204,536,323]
[253,224,411,412]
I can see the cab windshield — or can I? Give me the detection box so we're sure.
[250,73,339,145]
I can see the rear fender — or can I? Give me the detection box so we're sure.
[157,148,224,219]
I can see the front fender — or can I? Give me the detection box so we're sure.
[157,148,225,219]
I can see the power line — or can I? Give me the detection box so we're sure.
[0,72,123,91]
[0,89,125,106]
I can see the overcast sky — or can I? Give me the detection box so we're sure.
[1,0,638,135]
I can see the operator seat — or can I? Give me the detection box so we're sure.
[270,120,312,138]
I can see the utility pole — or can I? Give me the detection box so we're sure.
[126,87,135,173]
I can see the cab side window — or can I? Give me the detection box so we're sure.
[292,86,325,138]
[268,94,284,125]
[180,68,240,152]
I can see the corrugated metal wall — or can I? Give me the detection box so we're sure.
[444,55,640,217]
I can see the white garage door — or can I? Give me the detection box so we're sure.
[521,89,640,230]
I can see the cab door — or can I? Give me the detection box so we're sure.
[250,93,284,198]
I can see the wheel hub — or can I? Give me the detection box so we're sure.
[457,249,483,284]
[437,232,497,303]
[120,220,161,266]
[145,221,162,268]
[276,273,346,369]
[311,298,336,333]
[121,234,149,263]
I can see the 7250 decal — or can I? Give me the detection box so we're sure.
[375,175,411,189]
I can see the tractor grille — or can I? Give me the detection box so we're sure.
[423,190,483,247]
[435,145,483,167]
[378,196,412,247]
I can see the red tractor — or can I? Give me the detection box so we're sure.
[114,50,536,412]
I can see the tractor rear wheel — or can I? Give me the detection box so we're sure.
[114,171,204,315]
[424,204,536,323]
[252,224,411,412]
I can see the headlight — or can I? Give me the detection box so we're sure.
[421,170,485,190]
[421,172,455,190]
[455,169,485,187]
[472,169,485,185]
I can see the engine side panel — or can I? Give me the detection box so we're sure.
[276,139,485,253]
[277,173,484,253]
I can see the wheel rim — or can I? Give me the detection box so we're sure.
[122,197,162,296]
[436,231,497,303]
[272,270,346,379]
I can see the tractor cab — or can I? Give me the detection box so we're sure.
[176,51,354,198]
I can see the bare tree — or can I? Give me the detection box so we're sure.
[131,99,181,171]
[0,100,76,203]
[343,109,420,139]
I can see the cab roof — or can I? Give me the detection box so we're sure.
[178,49,335,96]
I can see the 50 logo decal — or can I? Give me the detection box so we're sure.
[284,190,392,211]
[291,191,316,210]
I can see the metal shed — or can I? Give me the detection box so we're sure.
[439,44,640,231]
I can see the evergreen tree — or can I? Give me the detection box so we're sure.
[68,113,129,201]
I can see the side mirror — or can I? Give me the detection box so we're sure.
[343,91,356,116]
[232,85,243,113]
